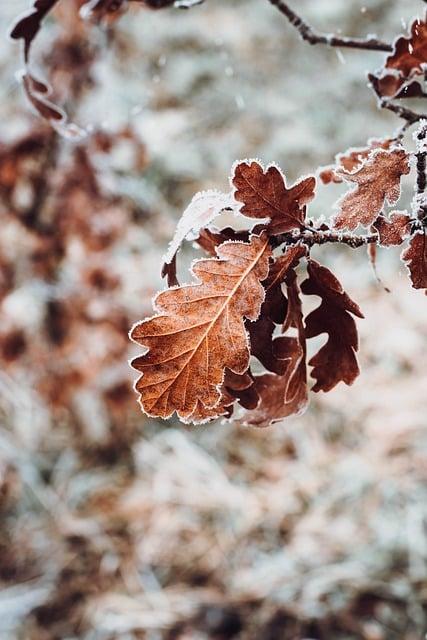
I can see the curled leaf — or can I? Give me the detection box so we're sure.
[130,234,271,423]
[402,231,427,290]
[302,260,364,392]
[161,190,236,285]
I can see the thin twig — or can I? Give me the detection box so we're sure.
[380,100,427,125]
[267,0,393,52]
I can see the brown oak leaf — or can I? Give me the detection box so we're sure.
[130,234,271,422]
[402,231,427,290]
[369,18,427,99]
[385,17,427,79]
[333,148,410,230]
[373,211,411,246]
[232,160,315,235]
[319,138,393,185]
[301,260,364,392]
[247,245,306,374]
[239,268,307,428]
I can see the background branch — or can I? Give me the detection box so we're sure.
[267,0,393,52]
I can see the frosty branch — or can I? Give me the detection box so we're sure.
[9,1,427,428]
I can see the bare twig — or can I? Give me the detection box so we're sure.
[380,100,427,125]
[274,229,379,250]
[267,0,393,52]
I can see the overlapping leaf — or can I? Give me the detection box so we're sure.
[301,260,364,392]
[402,231,427,290]
[232,160,315,235]
[247,245,306,374]
[130,234,271,423]
[373,211,411,246]
[319,138,393,185]
[239,269,308,427]
[369,17,427,99]
[333,148,410,230]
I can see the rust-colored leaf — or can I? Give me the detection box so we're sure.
[130,234,271,423]
[369,18,427,99]
[402,231,427,290]
[247,245,306,374]
[301,260,364,393]
[232,160,315,235]
[385,17,427,79]
[333,148,410,230]
[373,211,411,246]
[319,138,393,185]
[239,268,307,428]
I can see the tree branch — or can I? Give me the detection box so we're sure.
[274,228,379,249]
[267,0,393,52]
[380,100,427,125]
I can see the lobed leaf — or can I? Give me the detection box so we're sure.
[232,160,315,235]
[373,211,411,246]
[130,234,271,423]
[402,231,427,290]
[333,148,410,230]
[301,260,364,393]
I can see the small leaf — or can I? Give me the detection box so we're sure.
[232,160,315,235]
[301,260,364,392]
[373,211,411,246]
[402,231,427,290]
[130,234,271,423]
[161,190,236,285]
[333,148,410,230]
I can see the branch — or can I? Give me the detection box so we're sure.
[380,100,427,125]
[274,228,378,249]
[267,0,393,52]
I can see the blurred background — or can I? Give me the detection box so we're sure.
[0,1,426,638]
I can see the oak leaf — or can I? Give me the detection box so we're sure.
[319,138,393,185]
[239,268,307,428]
[232,160,315,235]
[373,211,411,246]
[130,234,271,422]
[333,148,410,230]
[301,260,364,392]
[402,231,427,290]
[162,190,236,286]
[247,245,306,374]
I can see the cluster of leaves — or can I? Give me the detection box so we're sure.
[130,137,424,427]
[127,8,427,428]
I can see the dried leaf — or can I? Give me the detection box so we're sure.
[301,260,364,392]
[10,0,60,62]
[130,234,271,422]
[239,269,307,428]
[319,138,393,185]
[195,227,250,257]
[402,231,427,290]
[373,212,411,246]
[247,245,306,374]
[385,17,427,79]
[161,190,236,285]
[368,72,426,99]
[232,160,315,235]
[333,148,410,230]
